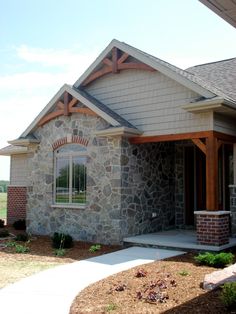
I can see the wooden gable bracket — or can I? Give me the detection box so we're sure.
[38,93,98,127]
[82,47,156,86]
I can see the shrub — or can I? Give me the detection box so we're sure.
[89,244,101,253]
[0,219,5,228]
[195,252,234,268]
[52,232,73,249]
[15,244,29,254]
[15,233,29,242]
[178,270,190,276]
[0,229,9,237]
[13,219,26,230]
[54,248,66,257]
[221,282,236,310]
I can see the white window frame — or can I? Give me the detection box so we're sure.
[54,145,87,205]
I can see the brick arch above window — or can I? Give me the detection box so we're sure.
[52,135,89,150]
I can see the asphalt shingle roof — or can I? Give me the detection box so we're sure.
[186,58,236,102]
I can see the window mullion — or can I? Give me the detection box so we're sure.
[69,156,73,203]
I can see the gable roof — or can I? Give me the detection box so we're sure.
[187,58,236,101]
[20,84,136,138]
[11,40,236,141]
[74,39,219,99]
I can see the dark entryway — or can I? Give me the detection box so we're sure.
[184,146,206,226]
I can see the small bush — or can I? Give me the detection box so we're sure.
[195,252,234,268]
[6,241,17,247]
[0,229,9,238]
[15,244,29,254]
[15,233,29,242]
[89,244,101,253]
[0,219,5,228]
[52,232,73,249]
[221,282,236,310]
[178,270,190,276]
[13,219,26,230]
[54,248,66,257]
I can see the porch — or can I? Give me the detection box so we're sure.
[130,130,236,247]
[123,229,236,252]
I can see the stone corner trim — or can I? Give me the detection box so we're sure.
[52,135,89,150]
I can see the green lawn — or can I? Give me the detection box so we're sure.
[0,193,7,219]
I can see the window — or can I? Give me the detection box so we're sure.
[54,144,87,205]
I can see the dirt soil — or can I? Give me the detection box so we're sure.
[70,252,236,314]
[0,226,120,288]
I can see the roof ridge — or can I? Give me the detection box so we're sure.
[187,57,236,70]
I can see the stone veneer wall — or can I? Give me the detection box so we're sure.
[230,185,236,235]
[27,113,124,244]
[26,113,187,244]
[120,140,176,237]
[174,144,185,227]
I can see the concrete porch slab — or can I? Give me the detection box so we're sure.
[123,229,236,252]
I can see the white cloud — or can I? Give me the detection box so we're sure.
[0,45,99,180]
[16,45,98,70]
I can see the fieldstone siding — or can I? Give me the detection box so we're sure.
[120,140,175,237]
[25,112,188,244]
[27,113,124,244]
[230,185,236,235]
[174,144,185,227]
[7,186,27,224]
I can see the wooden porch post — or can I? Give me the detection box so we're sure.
[206,133,218,211]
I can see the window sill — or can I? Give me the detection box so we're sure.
[51,204,86,210]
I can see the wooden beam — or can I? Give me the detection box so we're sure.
[206,133,218,210]
[213,131,236,143]
[56,101,64,110]
[191,138,206,155]
[38,110,64,126]
[112,47,118,73]
[63,92,69,116]
[68,97,78,110]
[102,58,113,67]
[130,131,213,144]
[69,107,98,116]
[82,66,112,86]
[117,52,129,64]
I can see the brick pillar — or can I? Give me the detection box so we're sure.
[7,186,27,225]
[194,211,230,246]
[230,185,236,235]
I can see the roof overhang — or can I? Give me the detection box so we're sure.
[0,145,29,156]
[199,0,236,28]
[8,138,40,147]
[182,97,236,115]
[95,127,143,137]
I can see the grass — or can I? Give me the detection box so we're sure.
[0,193,7,219]
[0,260,61,288]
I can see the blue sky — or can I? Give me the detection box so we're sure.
[1,0,236,180]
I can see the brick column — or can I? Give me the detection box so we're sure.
[194,211,230,246]
[7,186,27,225]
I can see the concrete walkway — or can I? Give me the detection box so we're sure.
[0,247,184,314]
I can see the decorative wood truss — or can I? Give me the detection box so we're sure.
[38,92,98,127]
[81,47,156,86]
[130,130,236,211]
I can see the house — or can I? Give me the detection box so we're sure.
[199,0,236,28]
[1,39,236,246]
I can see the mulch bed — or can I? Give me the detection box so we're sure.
[70,253,236,314]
